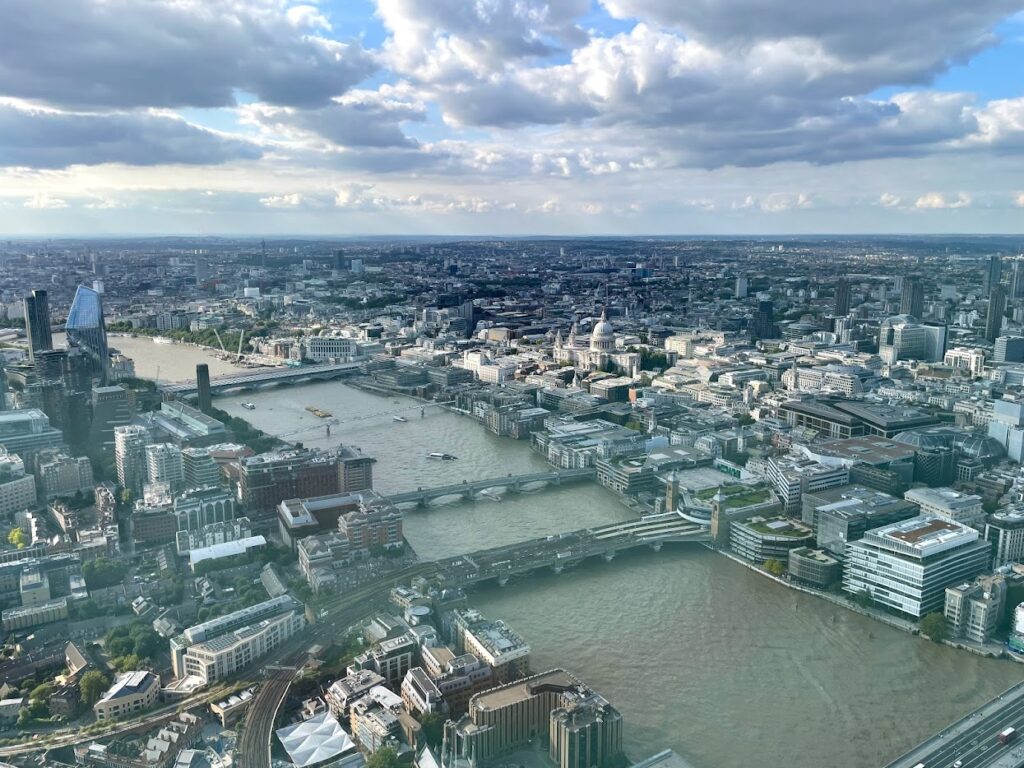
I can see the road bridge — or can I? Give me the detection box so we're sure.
[159,362,361,397]
[386,468,596,507]
[883,678,1024,768]
[434,511,710,586]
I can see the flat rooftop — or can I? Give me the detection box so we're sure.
[863,515,979,558]
[473,669,576,712]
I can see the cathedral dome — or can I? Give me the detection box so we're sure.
[591,310,614,343]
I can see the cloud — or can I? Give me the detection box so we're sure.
[914,191,972,209]
[379,0,590,81]
[419,23,987,168]
[879,192,903,208]
[241,86,426,148]
[0,0,376,109]
[333,183,514,213]
[0,102,261,168]
[731,192,814,212]
[24,192,68,209]
[598,0,1018,87]
[1015,192,1024,208]
[259,193,305,208]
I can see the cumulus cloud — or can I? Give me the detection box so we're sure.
[879,193,903,208]
[24,193,68,209]
[379,0,590,81]
[914,191,972,209]
[0,102,261,168]
[259,193,306,208]
[0,0,375,109]
[333,183,509,213]
[598,0,1018,87]
[1015,192,1024,208]
[241,86,426,148]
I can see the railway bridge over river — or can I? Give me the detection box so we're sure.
[385,468,596,507]
[434,511,711,586]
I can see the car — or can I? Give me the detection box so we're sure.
[954,761,962,767]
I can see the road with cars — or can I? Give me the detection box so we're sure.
[886,680,1024,768]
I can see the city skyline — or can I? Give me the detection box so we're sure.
[1,1,1024,235]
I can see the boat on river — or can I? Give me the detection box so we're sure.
[306,406,332,418]
[427,452,458,461]
[241,402,256,410]
[393,415,408,423]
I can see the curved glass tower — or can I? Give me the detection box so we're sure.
[66,285,109,381]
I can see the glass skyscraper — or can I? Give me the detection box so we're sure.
[23,289,53,361]
[65,285,109,380]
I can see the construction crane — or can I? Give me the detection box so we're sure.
[236,330,246,361]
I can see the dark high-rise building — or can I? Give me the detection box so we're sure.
[900,278,924,319]
[65,285,109,381]
[333,250,346,270]
[1012,261,1024,299]
[194,255,209,284]
[750,300,777,340]
[834,279,850,316]
[986,286,1006,343]
[985,255,1002,293]
[994,336,1024,363]
[196,364,212,414]
[23,289,53,362]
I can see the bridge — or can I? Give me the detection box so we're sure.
[434,511,711,586]
[159,362,361,397]
[386,468,596,507]
[882,678,1024,768]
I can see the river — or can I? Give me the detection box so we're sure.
[130,343,1023,768]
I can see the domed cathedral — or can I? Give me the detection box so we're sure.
[552,308,640,375]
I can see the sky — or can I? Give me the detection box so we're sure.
[1,0,1024,236]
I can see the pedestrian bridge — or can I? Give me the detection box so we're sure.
[434,511,711,586]
[386,468,596,507]
[159,362,361,397]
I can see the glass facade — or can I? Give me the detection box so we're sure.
[65,285,109,380]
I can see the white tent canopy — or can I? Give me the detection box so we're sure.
[276,711,356,768]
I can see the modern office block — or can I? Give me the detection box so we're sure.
[843,516,991,618]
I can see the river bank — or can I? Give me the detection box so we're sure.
[714,546,1013,661]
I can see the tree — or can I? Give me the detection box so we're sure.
[366,747,402,768]
[763,559,786,577]
[83,558,128,590]
[920,612,949,643]
[30,683,54,702]
[113,654,143,672]
[7,528,26,549]
[852,590,874,609]
[419,712,445,748]
[80,671,109,706]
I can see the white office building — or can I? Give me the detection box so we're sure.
[146,443,184,491]
[114,425,149,493]
[985,509,1024,567]
[0,451,37,517]
[843,515,991,618]
[904,487,985,529]
[171,595,304,685]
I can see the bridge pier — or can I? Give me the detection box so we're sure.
[650,541,663,552]
[551,565,564,575]
[603,551,616,562]
[497,576,508,587]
